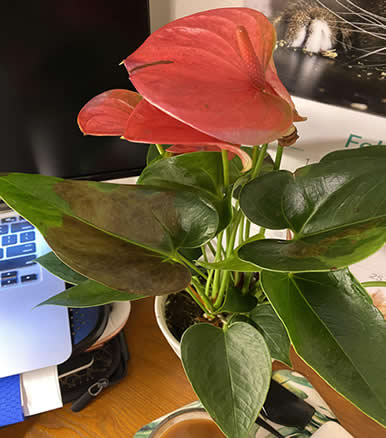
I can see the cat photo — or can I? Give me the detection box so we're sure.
[245,0,385,117]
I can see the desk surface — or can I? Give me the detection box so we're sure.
[3,298,385,438]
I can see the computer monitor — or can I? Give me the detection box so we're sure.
[0,1,150,180]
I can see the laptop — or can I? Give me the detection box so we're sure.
[0,202,72,378]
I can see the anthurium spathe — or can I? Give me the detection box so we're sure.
[78,89,252,170]
[123,7,304,146]
[77,89,142,136]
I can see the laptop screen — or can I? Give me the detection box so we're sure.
[0,1,150,180]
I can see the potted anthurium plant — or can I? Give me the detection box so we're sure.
[0,7,385,438]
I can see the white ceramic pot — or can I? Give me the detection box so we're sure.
[154,295,182,358]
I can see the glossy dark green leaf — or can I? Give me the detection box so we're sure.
[261,269,386,426]
[321,145,384,162]
[181,322,271,438]
[239,171,293,229]
[248,303,292,367]
[239,226,386,273]
[232,152,274,200]
[219,286,258,313]
[37,252,87,285]
[239,147,386,272]
[39,280,146,307]
[0,174,221,294]
[138,152,232,232]
[179,247,203,262]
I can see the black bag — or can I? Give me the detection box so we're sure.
[58,305,130,412]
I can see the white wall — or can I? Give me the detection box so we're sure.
[149,0,244,32]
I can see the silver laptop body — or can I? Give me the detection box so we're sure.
[0,203,72,378]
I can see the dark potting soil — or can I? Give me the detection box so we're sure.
[165,292,204,342]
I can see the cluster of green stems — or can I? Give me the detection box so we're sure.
[166,143,386,315]
[176,143,285,315]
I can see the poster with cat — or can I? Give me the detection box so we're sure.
[245,0,384,115]
[244,0,385,167]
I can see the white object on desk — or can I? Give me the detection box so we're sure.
[20,366,63,416]
[312,422,354,437]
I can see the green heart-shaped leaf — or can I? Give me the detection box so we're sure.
[219,286,258,313]
[179,247,203,263]
[248,303,291,367]
[39,280,146,307]
[321,145,385,162]
[232,149,274,200]
[0,174,219,294]
[138,152,232,232]
[261,269,386,426]
[181,322,271,438]
[240,170,293,229]
[239,147,386,272]
[37,252,88,285]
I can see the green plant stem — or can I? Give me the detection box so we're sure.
[241,272,253,295]
[190,276,205,295]
[206,241,216,257]
[244,220,251,241]
[214,210,243,308]
[274,145,284,170]
[204,242,220,296]
[186,284,214,314]
[215,274,229,308]
[176,253,207,280]
[251,144,260,169]
[238,213,245,245]
[245,144,268,239]
[190,278,214,312]
[234,271,240,287]
[362,281,386,288]
[221,148,232,246]
[251,143,268,179]
[155,143,165,156]
[201,245,209,263]
[221,149,230,187]
[211,232,224,299]
[185,287,207,313]
[205,269,215,297]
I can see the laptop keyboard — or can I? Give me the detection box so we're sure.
[0,215,40,288]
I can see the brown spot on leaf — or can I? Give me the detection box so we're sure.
[45,215,191,295]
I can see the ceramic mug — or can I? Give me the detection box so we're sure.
[149,407,225,438]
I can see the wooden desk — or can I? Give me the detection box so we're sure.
[3,298,385,437]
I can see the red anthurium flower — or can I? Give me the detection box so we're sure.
[77,89,142,136]
[78,8,304,173]
[78,89,252,171]
[123,8,305,146]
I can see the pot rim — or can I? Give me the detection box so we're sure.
[154,295,181,358]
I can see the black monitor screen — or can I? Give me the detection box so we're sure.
[0,1,150,180]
